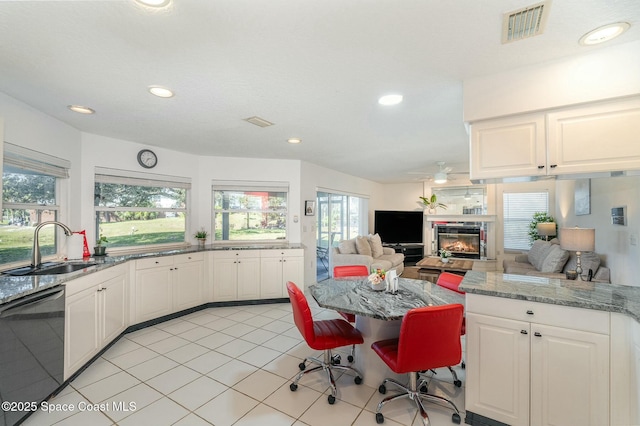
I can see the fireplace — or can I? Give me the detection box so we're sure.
[436,225,481,259]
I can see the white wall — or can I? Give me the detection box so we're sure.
[556,176,640,286]
[464,40,640,122]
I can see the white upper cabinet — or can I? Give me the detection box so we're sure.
[469,96,640,181]
[546,97,640,175]
[470,113,546,180]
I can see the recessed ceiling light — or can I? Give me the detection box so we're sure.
[378,94,403,106]
[148,86,174,98]
[134,0,171,7]
[287,138,302,144]
[579,22,630,46]
[67,105,95,114]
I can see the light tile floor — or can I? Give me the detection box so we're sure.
[24,300,465,426]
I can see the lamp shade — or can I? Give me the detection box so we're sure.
[559,227,595,252]
[536,222,556,237]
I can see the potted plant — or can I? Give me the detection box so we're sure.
[439,248,452,263]
[94,234,108,256]
[194,228,208,247]
[419,194,447,213]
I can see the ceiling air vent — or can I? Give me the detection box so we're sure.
[502,1,550,44]
[244,116,274,128]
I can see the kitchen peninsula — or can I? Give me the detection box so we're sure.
[460,271,640,426]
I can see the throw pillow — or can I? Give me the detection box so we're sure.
[368,233,384,258]
[528,240,553,270]
[355,236,372,256]
[539,245,570,273]
[338,239,357,254]
[563,251,601,275]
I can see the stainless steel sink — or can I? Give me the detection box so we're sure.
[2,262,98,276]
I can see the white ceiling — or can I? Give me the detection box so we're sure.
[1,0,639,183]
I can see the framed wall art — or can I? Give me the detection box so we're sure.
[305,200,315,216]
[575,179,591,216]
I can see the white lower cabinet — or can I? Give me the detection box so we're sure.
[466,294,609,426]
[260,249,304,298]
[64,264,128,379]
[134,253,204,323]
[212,250,261,301]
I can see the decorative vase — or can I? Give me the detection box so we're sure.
[441,257,449,263]
[94,246,106,256]
[197,238,206,248]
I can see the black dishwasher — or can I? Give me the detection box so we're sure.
[0,286,65,426]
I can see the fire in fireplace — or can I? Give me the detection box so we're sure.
[436,225,481,259]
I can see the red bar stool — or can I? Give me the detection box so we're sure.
[332,265,369,363]
[286,281,364,404]
[371,304,464,425]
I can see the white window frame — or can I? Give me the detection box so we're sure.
[2,143,70,268]
[212,181,289,243]
[94,167,191,253]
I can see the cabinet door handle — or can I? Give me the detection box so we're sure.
[174,267,178,270]
[520,330,528,335]
[550,164,557,168]
[534,332,542,337]
[526,310,534,315]
[155,261,159,264]
[170,268,174,271]
[537,165,544,169]
[283,259,286,262]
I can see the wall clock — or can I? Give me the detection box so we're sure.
[137,149,158,169]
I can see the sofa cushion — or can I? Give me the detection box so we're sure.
[377,253,404,267]
[539,245,569,273]
[356,236,372,256]
[369,233,384,258]
[563,251,601,275]
[528,240,553,270]
[371,258,393,271]
[338,238,357,254]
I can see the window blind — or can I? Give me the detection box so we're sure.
[503,191,549,250]
[4,142,70,178]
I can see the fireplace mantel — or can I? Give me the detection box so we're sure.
[426,214,496,223]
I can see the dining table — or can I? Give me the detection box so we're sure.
[308,276,465,387]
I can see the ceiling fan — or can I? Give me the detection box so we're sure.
[407,161,468,183]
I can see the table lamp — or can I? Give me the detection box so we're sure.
[536,222,556,241]
[559,227,595,281]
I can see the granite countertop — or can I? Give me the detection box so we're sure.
[460,270,640,323]
[0,243,304,306]
[309,277,465,321]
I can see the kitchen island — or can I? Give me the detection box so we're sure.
[460,271,640,426]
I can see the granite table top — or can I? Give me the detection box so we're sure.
[460,270,640,323]
[0,243,304,306]
[308,277,465,321]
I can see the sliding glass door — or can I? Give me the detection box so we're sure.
[316,191,367,280]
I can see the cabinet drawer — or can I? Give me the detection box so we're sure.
[466,294,609,335]
[173,252,204,264]
[136,256,173,270]
[212,250,260,260]
[260,249,303,258]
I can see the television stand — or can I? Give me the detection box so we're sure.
[386,244,424,266]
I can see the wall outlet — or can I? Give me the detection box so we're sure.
[630,233,638,246]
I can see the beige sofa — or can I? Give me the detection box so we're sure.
[331,234,405,275]
[503,239,610,283]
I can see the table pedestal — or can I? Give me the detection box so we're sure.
[354,315,404,387]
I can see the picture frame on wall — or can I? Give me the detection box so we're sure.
[575,179,591,216]
[305,200,315,216]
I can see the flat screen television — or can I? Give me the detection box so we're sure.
[374,210,424,244]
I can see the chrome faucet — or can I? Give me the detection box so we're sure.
[31,221,73,268]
